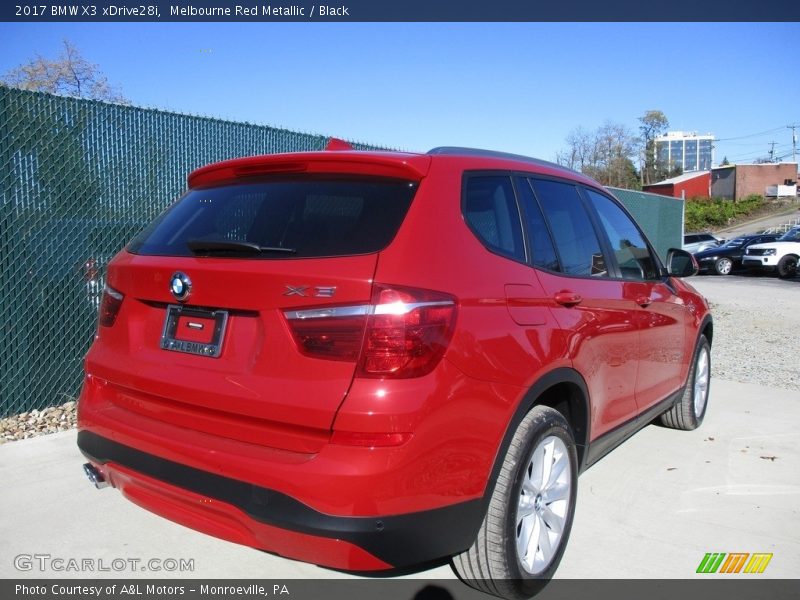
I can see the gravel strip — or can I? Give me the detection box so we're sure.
[690,275,800,392]
[1,276,795,443]
[0,401,77,444]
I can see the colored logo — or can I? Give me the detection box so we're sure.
[696,552,773,574]
[170,272,192,302]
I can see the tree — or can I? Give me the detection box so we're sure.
[720,156,730,166]
[555,127,593,171]
[591,121,641,188]
[638,110,669,185]
[667,164,683,178]
[1,40,128,103]
[556,121,641,189]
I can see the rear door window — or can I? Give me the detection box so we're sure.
[530,179,608,277]
[583,189,660,280]
[128,178,417,258]
[514,177,560,272]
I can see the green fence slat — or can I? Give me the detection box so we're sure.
[0,86,682,418]
[0,86,384,417]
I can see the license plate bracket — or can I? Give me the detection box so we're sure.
[160,305,228,358]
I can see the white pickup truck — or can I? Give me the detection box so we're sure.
[743,226,800,278]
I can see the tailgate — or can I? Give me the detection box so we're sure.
[84,174,419,452]
[87,252,376,449]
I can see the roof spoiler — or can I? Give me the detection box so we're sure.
[325,138,354,151]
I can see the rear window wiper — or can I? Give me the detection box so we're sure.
[187,239,297,255]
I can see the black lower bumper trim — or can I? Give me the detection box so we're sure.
[77,430,483,568]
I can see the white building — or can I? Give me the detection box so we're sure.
[655,131,715,173]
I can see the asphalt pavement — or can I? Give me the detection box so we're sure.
[715,204,800,237]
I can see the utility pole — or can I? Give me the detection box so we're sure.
[768,141,776,163]
[788,124,798,164]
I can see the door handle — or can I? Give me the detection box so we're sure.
[636,296,652,308]
[554,291,582,307]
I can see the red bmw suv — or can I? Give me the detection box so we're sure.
[78,145,712,598]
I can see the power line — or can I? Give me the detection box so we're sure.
[715,126,786,142]
[726,143,793,162]
[724,140,784,147]
[728,142,792,156]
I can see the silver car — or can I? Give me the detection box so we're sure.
[683,232,723,254]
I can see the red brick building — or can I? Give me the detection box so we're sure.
[643,171,711,199]
[711,163,798,200]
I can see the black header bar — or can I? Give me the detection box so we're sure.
[3,0,799,22]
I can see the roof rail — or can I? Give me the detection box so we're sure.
[427,146,582,176]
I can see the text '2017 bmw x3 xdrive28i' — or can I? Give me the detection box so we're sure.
[78,143,712,599]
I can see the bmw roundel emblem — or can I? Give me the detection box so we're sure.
[170,272,192,302]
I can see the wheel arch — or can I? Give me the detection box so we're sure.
[778,253,799,278]
[484,368,591,507]
[699,314,713,348]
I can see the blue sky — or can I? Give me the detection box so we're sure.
[0,22,798,166]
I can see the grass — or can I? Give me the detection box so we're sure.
[684,195,765,232]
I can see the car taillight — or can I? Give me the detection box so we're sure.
[98,285,124,327]
[359,285,457,378]
[283,307,366,362]
[284,284,457,378]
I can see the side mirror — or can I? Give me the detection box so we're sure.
[666,248,699,277]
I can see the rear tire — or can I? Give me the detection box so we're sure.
[660,335,711,431]
[777,255,798,279]
[450,406,578,600]
[714,257,732,276]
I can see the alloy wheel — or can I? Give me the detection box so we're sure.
[693,347,710,417]
[516,435,572,575]
[716,258,732,275]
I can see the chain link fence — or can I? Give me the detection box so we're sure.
[608,187,683,262]
[0,86,380,417]
[0,86,684,418]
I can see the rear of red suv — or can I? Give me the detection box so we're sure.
[79,146,712,599]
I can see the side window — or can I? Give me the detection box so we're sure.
[584,189,659,280]
[531,179,608,277]
[514,177,560,272]
[464,175,525,261]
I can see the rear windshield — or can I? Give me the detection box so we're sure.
[128,178,418,258]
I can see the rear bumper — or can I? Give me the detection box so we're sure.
[78,430,483,571]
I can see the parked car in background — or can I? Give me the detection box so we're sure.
[78,144,712,600]
[743,226,800,278]
[683,232,723,254]
[694,234,780,275]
